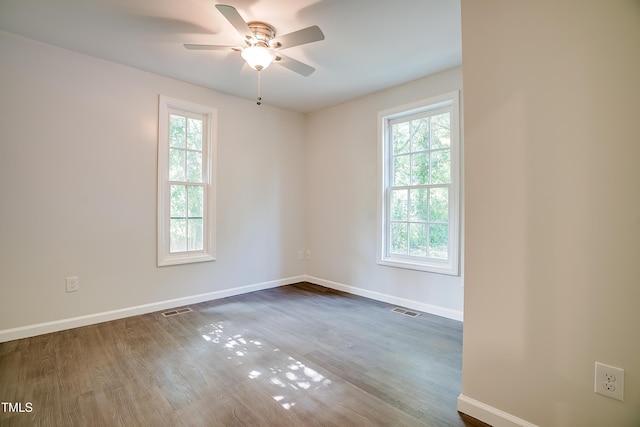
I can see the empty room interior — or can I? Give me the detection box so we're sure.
[1,0,639,426]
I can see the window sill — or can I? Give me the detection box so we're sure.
[158,253,215,267]
[378,257,458,276]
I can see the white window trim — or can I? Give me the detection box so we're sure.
[377,91,460,275]
[157,95,217,266]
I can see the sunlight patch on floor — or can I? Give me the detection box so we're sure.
[199,321,332,410]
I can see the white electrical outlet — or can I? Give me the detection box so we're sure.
[305,250,311,259]
[66,276,79,293]
[595,362,624,401]
[298,250,304,260]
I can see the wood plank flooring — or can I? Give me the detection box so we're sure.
[0,283,486,426]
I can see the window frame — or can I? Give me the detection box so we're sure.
[377,91,460,275]
[157,95,217,266]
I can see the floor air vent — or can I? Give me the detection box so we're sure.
[161,307,193,317]
[391,307,421,318]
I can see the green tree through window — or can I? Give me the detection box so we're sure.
[168,114,205,253]
[390,113,451,259]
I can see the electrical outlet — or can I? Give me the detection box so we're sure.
[305,250,311,259]
[298,250,304,260]
[595,362,624,401]
[66,276,79,293]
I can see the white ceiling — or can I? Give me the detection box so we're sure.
[0,0,461,113]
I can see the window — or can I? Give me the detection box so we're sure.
[157,96,216,266]
[377,91,460,275]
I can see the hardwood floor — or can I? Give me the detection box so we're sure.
[0,283,486,426]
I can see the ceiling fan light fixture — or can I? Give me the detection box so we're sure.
[241,46,275,71]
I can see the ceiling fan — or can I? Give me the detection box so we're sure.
[184,4,325,77]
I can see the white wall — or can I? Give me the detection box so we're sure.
[305,67,464,320]
[0,32,307,333]
[460,1,640,426]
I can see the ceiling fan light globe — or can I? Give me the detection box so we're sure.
[241,46,275,71]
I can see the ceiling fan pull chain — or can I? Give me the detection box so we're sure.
[256,70,262,106]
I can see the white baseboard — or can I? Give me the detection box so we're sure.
[304,275,463,322]
[0,276,305,343]
[457,394,538,427]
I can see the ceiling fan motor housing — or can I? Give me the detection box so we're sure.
[246,21,277,47]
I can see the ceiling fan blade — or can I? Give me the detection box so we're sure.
[271,25,324,49]
[184,44,239,51]
[275,54,316,77]
[215,4,255,42]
